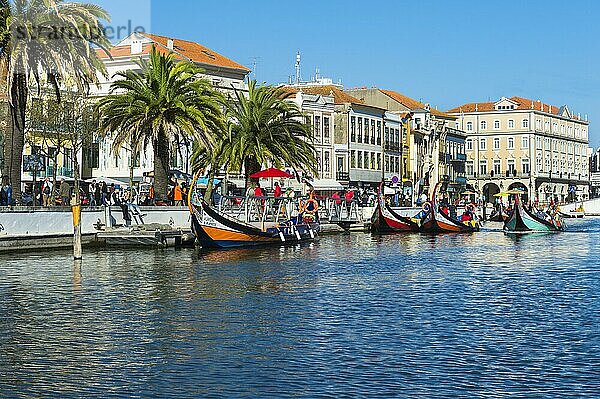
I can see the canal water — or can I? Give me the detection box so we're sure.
[1,219,599,398]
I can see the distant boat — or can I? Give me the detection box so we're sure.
[503,194,564,233]
[558,203,585,219]
[419,183,480,233]
[371,182,420,233]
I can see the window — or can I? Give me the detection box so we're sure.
[350,117,356,142]
[553,122,558,132]
[561,125,565,134]
[493,138,500,150]
[507,137,514,149]
[493,159,501,175]
[466,121,473,131]
[466,139,473,150]
[357,151,362,169]
[481,120,487,130]
[357,118,363,142]
[377,153,381,170]
[544,121,550,132]
[479,160,487,175]
[522,118,529,128]
[507,159,516,174]
[324,151,330,173]
[479,138,486,150]
[314,116,321,142]
[370,152,375,169]
[316,152,322,172]
[395,157,400,173]
[536,119,542,130]
[377,121,382,145]
[350,151,356,168]
[494,120,500,129]
[364,151,369,169]
[466,160,474,176]
[324,117,330,142]
[385,155,390,172]
[385,127,390,144]
[371,120,376,144]
[521,136,529,149]
[508,119,514,129]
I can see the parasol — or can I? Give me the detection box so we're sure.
[249,168,294,179]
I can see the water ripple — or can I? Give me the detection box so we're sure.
[1,219,599,398]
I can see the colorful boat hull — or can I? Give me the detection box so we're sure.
[419,183,480,233]
[371,183,420,233]
[191,200,319,249]
[503,197,564,233]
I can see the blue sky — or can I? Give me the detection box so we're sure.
[96,0,600,147]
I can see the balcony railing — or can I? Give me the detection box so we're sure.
[336,171,350,181]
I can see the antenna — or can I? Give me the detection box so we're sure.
[295,50,301,84]
[250,56,261,81]
[315,66,320,81]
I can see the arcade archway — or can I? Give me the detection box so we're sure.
[482,183,500,204]
[508,182,529,203]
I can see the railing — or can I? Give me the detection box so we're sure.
[336,172,350,181]
[213,194,362,225]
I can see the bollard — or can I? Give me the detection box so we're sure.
[72,204,82,260]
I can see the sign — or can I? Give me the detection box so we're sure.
[23,155,45,172]
[391,175,399,184]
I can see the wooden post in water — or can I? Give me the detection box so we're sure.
[72,203,82,260]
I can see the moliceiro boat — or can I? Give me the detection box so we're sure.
[371,183,420,233]
[503,194,564,233]
[189,190,319,249]
[420,183,480,233]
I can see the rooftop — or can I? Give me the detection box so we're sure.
[96,33,250,72]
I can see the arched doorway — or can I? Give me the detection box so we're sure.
[482,183,500,205]
[508,182,529,203]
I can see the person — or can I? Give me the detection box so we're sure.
[274,182,282,198]
[1,177,12,206]
[344,189,354,215]
[41,177,53,207]
[100,181,109,205]
[254,183,264,198]
[173,182,183,206]
[59,179,71,207]
[88,180,97,206]
[148,183,155,206]
[331,191,341,205]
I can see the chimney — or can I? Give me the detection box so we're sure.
[167,38,174,50]
[130,40,143,55]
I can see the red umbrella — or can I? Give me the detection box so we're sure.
[249,168,294,179]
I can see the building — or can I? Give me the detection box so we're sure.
[448,96,590,204]
[281,88,339,191]
[589,147,600,198]
[346,88,464,201]
[90,32,250,182]
[299,85,386,189]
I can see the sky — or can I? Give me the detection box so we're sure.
[95,0,600,148]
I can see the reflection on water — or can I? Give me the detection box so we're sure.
[0,219,599,398]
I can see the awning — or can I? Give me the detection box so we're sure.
[196,177,221,188]
[307,179,343,191]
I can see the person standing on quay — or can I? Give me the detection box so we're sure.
[59,179,71,207]
[89,180,97,206]
[174,182,183,206]
[274,182,282,198]
[41,177,53,207]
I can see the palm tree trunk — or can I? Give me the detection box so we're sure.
[153,130,170,202]
[7,73,27,204]
[203,167,216,203]
[244,157,261,191]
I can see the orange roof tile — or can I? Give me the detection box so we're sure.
[380,89,454,119]
[97,33,250,72]
[447,96,582,121]
[300,85,364,105]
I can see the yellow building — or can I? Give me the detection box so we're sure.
[448,96,590,204]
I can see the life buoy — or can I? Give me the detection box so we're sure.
[422,202,431,212]
[304,198,319,214]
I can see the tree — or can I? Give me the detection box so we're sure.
[1,0,110,203]
[198,80,317,191]
[97,47,225,201]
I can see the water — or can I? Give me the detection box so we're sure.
[1,219,599,398]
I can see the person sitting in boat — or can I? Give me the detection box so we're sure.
[460,210,473,223]
[440,205,450,216]
[414,202,430,219]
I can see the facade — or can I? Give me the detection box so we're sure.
[90,32,250,182]
[283,88,338,189]
[347,88,464,200]
[299,85,386,189]
[589,147,600,198]
[448,96,590,204]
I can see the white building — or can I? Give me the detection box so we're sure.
[90,32,250,182]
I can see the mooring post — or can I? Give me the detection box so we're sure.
[73,203,82,260]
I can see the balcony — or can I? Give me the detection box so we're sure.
[336,171,350,181]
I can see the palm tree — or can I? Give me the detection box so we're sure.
[97,47,225,201]
[201,80,317,191]
[1,0,110,203]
